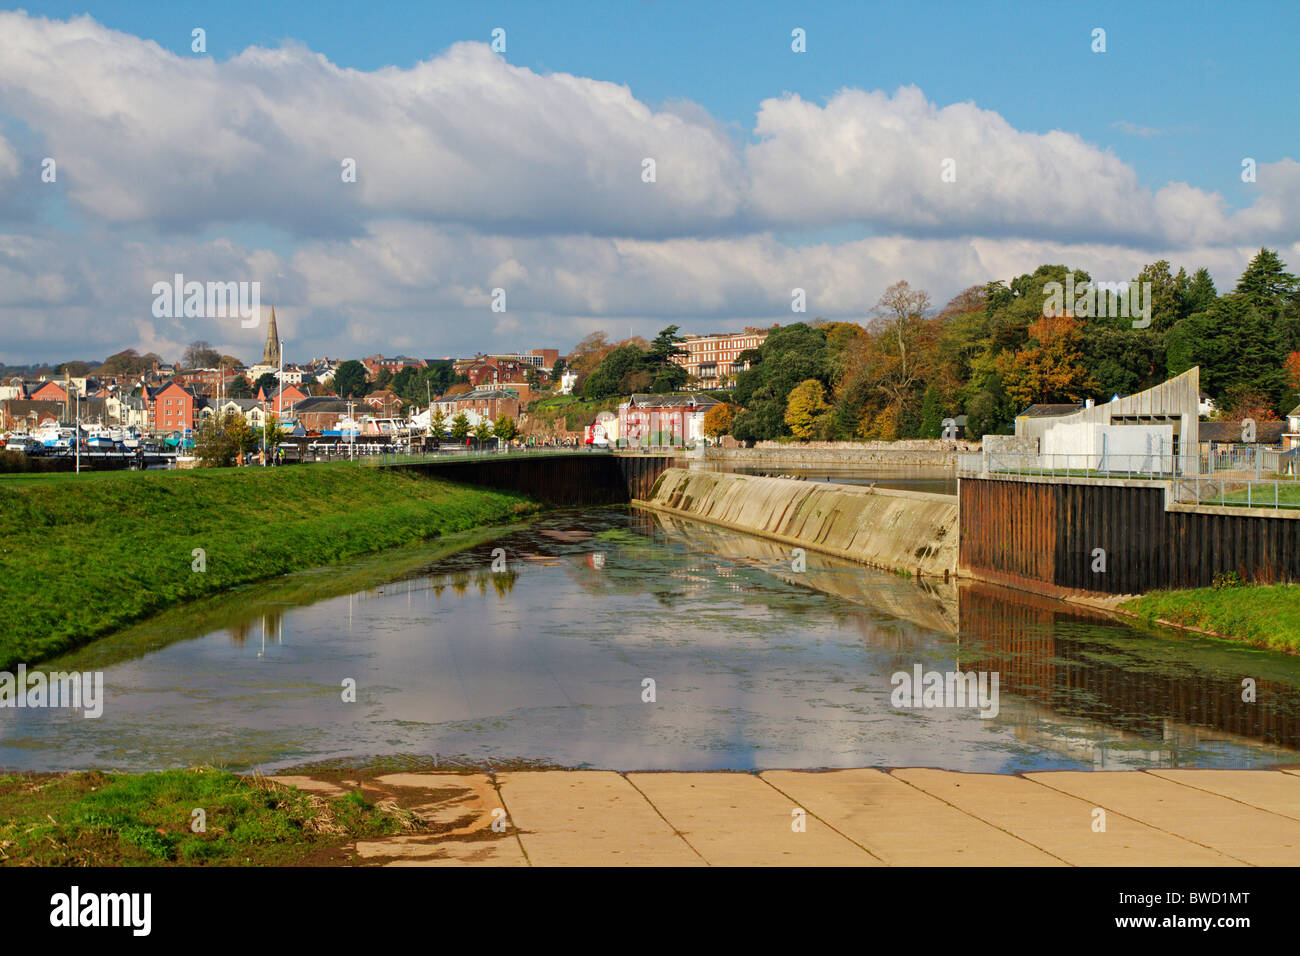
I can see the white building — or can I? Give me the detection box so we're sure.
[1013,367,1202,474]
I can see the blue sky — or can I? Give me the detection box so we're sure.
[0,1,1296,364]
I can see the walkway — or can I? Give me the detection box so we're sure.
[271,768,1300,866]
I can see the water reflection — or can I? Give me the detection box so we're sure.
[1,507,1297,774]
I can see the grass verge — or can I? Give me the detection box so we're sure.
[0,463,539,668]
[1120,583,1300,653]
[0,768,415,866]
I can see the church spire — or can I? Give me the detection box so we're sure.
[261,306,281,366]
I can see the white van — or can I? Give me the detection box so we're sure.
[5,435,43,453]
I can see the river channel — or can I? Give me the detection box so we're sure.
[4,503,1299,774]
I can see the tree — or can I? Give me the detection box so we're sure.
[701,402,735,438]
[583,344,646,399]
[1217,386,1281,423]
[430,409,448,438]
[568,332,613,377]
[183,341,221,369]
[730,324,831,441]
[784,380,830,440]
[1286,352,1300,391]
[473,420,494,442]
[493,415,518,442]
[262,413,286,452]
[450,412,471,440]
[331,360,367,399]
[1182,267,1218,315]
[226,376,253,399]
[550,358,568,383]
[253,372,278,397]
[1130,260,1186,332]
[1235,248,1297,318]
[645,326,689,392]
[390,366,420,403]
[998,314,1097,408]
[372,367,393,391]
[1167,293,1286,406]
[195,410,255,467]
[98,348,163,377]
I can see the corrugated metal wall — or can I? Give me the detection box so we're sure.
[960,476,1300,594]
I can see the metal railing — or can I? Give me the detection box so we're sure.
[367,445,613,466]
[968,452,1185,479]
[960,451,1300,510]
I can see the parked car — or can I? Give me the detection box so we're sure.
[5,434,43,454]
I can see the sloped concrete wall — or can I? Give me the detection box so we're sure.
[637,467,957,577]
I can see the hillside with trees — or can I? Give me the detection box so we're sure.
[724,249,1300,442]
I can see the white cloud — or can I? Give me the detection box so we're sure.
[1,221,1287,364]
[0,11,1296,363]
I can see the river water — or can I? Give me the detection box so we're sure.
[4,505,1299,774]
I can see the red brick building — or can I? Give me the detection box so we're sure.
[430,388,521,424]
[154,382,199,434]
[672,326,776,388]
[262,383,310,414]
[362,355,426,380]
[464,357,530,388]
[28,380,69,403]
[175,367,239,396]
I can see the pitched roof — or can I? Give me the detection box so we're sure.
[292,396,352,413]
[626,393,722,408]
[1289,404,1300,418]
[1199,421,1287,443]
[435,388,520,402]
[1018,403,1084,418]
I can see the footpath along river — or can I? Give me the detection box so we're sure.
[3,503,1298,774]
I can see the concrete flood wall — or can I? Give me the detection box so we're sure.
[636,467,957,577]
[394,453,672,507]
[704,442,975,468]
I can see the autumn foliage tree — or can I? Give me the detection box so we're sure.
[784,379,831,440]
[997,314,1097,408]
[701,402,735,438]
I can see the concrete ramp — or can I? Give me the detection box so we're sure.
[636,467,957,578]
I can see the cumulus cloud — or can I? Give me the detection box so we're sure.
[0,13,743,238]
[0,11,1296,363]
[745,87,1237,247]
[0,11,1291,249]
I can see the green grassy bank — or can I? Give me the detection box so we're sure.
[1120,583,1300,654]
[0,768,413,866]
[0,464,539,669]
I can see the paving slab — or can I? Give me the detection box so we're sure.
[762,769,1062,866]
[353,773,526,866]
[894,769,1240,867]
[498,770,703,866]
[1148,770,1300,822]
[268,775,351,799]
[627,772,879,866]
[1025,771,1300,866]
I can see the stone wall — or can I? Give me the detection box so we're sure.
[704,439,979,467]
[637,467,957,577]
